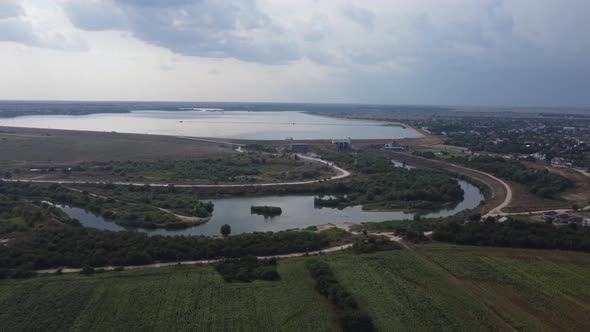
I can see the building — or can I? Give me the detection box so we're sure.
[384,142,405,151]
[332,138,352,150]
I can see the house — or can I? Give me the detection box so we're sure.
[498,216,509,223]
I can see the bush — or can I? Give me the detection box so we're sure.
[306,259,374,332]
[80,265,95,275]
[214,257,280,282]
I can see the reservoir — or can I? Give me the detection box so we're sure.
[0,111,420,140]
[55,179,483,236]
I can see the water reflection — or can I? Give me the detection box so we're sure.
[0,111,421,140]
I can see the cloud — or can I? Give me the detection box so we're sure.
[64,0,301,64]
[63,1,126,31]
[0,0,21,19]
[2,0,590,106]
[340,2,376,31]
[0,1,86,51]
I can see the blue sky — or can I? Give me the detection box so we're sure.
[0,0,589,107]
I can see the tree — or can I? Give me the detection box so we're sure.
[221,224,231,237]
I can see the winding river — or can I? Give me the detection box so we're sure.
[54,179,483,236]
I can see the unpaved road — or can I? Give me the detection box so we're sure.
[36,243,354,274]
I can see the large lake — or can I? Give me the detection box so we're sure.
[0,111,420,140]
[55,180,483,236]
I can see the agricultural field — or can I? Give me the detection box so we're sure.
[0,259,339,332]
[326,244,590,331]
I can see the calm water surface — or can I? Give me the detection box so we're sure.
[0,111,420,140]
[56,180,483,236]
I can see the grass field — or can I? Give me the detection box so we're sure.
[0,127,234,165]
[326,244,590,331]
[0,260,338,332]
[505,181,573,212]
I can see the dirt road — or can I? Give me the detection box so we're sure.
[36,243,354,274]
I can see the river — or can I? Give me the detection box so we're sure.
[0,110,421,140]
[54,179,483,236]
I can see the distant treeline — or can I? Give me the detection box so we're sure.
[434,220,590,252]
[0,101,450,118]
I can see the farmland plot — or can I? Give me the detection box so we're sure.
[0,260,338,332]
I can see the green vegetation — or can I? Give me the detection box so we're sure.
[220,224,231,237]
[0,260,339,331]
[214,256,280,282]
[415,244,590,331]
[251,205,283,216]
[0,182,211,228]
[5,154,333,184]
[2,242,590,330]
[0,225,343,275]
[0,196,349,275]
[352,235,401,253]
[306,259,374,332]
[315,155,464,210]
[452,155,572,198]
[434,219,590,252]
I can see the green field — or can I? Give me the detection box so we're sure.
[327,244,590,331]
[2,245,590,331]
[0,260,338,332]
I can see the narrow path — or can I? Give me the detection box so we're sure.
[0,154,351,188]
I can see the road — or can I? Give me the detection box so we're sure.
[0,153,351,188]
[36,243,354,274]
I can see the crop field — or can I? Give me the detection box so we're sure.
[0,260,338,332]
[324,244,590,331]
[416,244,590,331]
[3,244,590,331]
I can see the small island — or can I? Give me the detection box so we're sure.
[250,206,282,216]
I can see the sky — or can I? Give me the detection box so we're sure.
[0,0,589,107]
